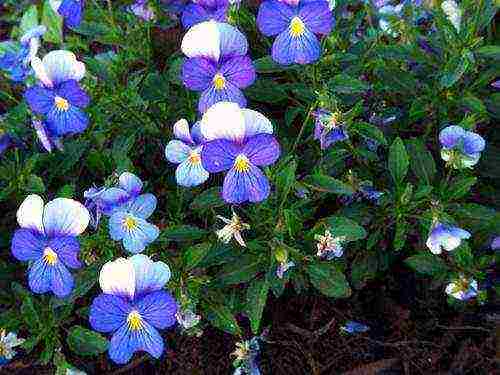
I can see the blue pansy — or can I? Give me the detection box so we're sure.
[165,119,209,187]
[25,51,89,138]
[50,0,86,28]
[90,255,178,364]
[0,25,46,82]
[10,195,90,298]
[426,222,470,255]
[439,125,486,169]
[109,194,160,253]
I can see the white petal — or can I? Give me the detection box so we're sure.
[426,236,442,255]
[173,119,192,142]
[130,254,171,295]
[241,108,274,138]
[41,50,85,85]
[99,257,136,298]
[43,198,90,236]
[31,56,53,87]
[49,0,62,12]
[17,194,45,233]
[200,101,246,142]
[442,236,461,252]
[181,20,221,60]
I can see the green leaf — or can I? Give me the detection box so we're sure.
[351,252,378,289]
[351,122,387,146]
[190,187,224,210]
[162,225,207,241]
[405,253,450,276]
[444,176,477,200]
[329,73,370,94]
[20,5,39,35]
[451,243,474,268]
[216,255,262,286]
[306,263,351,298]
[67,326,108,356]
[52,265,99,307]
[393,220,407,251]
[246,278,270,334]
[476,45,500,60]
[388,137,409,185]
[303,174,354,195]
[245,79,288,103]
[440,51,474,88]
[204,301,240,335]
[254,56,295,73]
[325,216,367,241]
[183,242,212,270]
[42,0,63,44]
[276,159,297,201]
[25,175,46,194]
[21,295,41,330]
[406,138,436,185]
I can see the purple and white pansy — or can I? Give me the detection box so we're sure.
[257,0,333,65]
[165,119,209,187]
[25,50,89,139]
[11,195,90,298]
[181,21,256,113]
[426,222,470,255]
[200,102,281,203]
[89,255,178,364]
[445,275,478,301]
[439,125,486,169]
[313,109,348,150]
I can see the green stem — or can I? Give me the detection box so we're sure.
[290,102,317,155]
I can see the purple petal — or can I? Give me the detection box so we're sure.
[257,1,294,36]
[119,172,143,196]
[491,236,500,250]
[55,80,90,108]
[182,57,216,91]
[50,261,74,298]
[272,27,321,65]
[218,23,249,57]
[201,139,240,172]
[242,134,281,167]
[47,235,82,269]
[219,55,256,88]
[222,164,271,203]
[46,105,89,136]
[11,229,44,261]
[181,4,211,29]
[136,290,178,329]
[28,258,51,294]
[462,131,485,155]
[439,125,465,149]
[58,0,84,28]
[298,1,333,35]
[198,81,247,113]
[24,85,55,114]
[90,293,130,333]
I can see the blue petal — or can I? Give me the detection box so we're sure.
[222,164,270,203]
[130,254,171,296]
[47,235,82,269]
[122,218,160,253]
[257,0,294,36]
[46,105,89,136]
[50,261,74,298]
[136,290,178,329]
[109,211,128,241]
[127,194,157,219]
[55,80,90,108]
[448,226,471,240]
[90,293,130,333]
[119,172,143,196]
[100,188,131,215]
[462,131,485,155]
[176,158,209,187]
[165,140,191,164]
[28,258,51,294]
[24,85,55,114]
[198,82,247,113]
[58,0,84,28]
[272,27,321,65]
[11,229,44,261]
[439,125,464,149]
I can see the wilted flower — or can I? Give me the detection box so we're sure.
[181,0,229,29]
[200,102,281,203]
[340,321,370,334]
[25,51,89,138]
[176,308,201,330]
[32,119,64,153]
[129,0,156,21]
[426,222,470,255]
[256,0,333,65]
[315,230,345,259]
[439,125,485,169]
[445,275,478,301]
[441,0,461,31]
[109,193,159,253]
[49,0,86,28]
[232,337,261,375]
[11,195,90,297]
[89,255,178,364]
[165,119,209,187]
[0,330,25,365]
[313,109,348,150]
[181,21,256,113]
[0,25,46,82]
[216,212,250,247]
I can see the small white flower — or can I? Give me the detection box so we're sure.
[445,276,478,301]
[0,329,25,361]
[315,230,346,259]
[441,0,462,31]
[176,308,201,330]
[66,368,87,375]
[216,212,250,247]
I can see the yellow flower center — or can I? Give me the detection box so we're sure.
[234,154,250,173]
[0,343,6,357]
[54,96,69,111]
[188,151,201,165]
[43,247,58,266]
[124,216,138,230]
[290,17,305,37]
[127,310,143,331]
[213,73,226,90]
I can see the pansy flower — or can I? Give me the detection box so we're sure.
[315,230,345,259]
[445,275,478,301]
[0,330,25,365]
[200,102,281,203]
[109,193,160,253]
[439,125,486,169]
[181,0,229,29]
[256,0,333,65]
[181,21,256,113]
[49,0,86,28]
[426,222,470,255]
[25,51,89,138]
[89,255,178,364]
[165,119,209,187]
[0,25,46,82]
[11,195,90,298]
[313,109,348,150]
